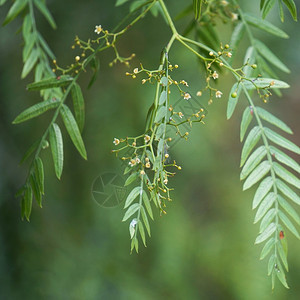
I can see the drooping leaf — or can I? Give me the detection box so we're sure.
[260,237,275,260]
[142,190,153,220]
[71,83,85,132]
[115,0,130,6]
[273,162,300,189]
[253,176,273,209]
[240,146,267,180]
[278,195,300,225]
[240,126,261,167]
[254,39,290,73]
[240,106,253,142]
[21,48,39,78]
[227,83,242,119]
[138,221,146,246]
[154,106,167,123]
[159,90,167,105]
[23,184,33,221]
[3,0,28,26]
[37,33,55,60]
[244,13,289,38]
[242,78,289,90]
[27,75,73,91]
[277,239,289,271]
[243,46,256,78]
[264,127,300,154]
[278,210,300,239]
[122,203,140,222]
[23,33,36,62]
[30,173,42,207]
[259,208,276,233]
[19,139,40,165]
[193,0,203,20]
[33,0,57,29]
[268,254,276,275]
[229,22,245,63]
[34,157,44,195]
[141,206,151,236]
[276,179,300,205]
[254,192,276,223]
[49,123,64,179]
[124,186,141,208]
[270,146,300,173]
[124,172,139,187]
[60,104,87,160]
[262,0,276,19]
[255,222,276,244]
[282,0,297,21]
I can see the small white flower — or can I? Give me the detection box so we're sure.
[113,138,120,145]
[163,179,168,185]
[212,71,219,80]
[94,25,102,34]
[144,135,151,143]
[129,159,136,167]
[216,91,223,98]
[196,91,202,97]
[133,68,139,74]
[227,52,232,58]
[209,51,214,56]
[231,13,238,21]
[184,92,191,100]
[178,112,184,119]
[135,157,141,164]
[180,80,189,87]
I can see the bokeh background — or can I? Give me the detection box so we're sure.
[0,1,299,299]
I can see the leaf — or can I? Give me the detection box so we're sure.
[30,173,42,207]
[282,0,297,21]
[155,123,166,140]
[71,83,85,132]
[278,0,285,22]
[254,192,276,223]
[142,190,153,220]
[270,146,300,173]
[242,78,289,89]
[141,206,151,236]
[254,39,290,73]
[240,126,261,167]
[124,186,141,208]
[37,33,55,60]
[49,123,64,179]
[277,240,289,271]
[264,127,300,154]
[253,176,273,209]
[240,146,267,180]
[276,179,300,205]
[244,13,289,38]
[0,0,7,6]
[138,221,146,246]
[256,107,292,134]
[278,195,300,225]
[122,203,140,222]
[276,261,289,289]
[19,139,39,165]
[13,98,60,124]
[23,33,36,62]
[159,91,167,105]
[33,0,57,29]
[278,210,300,239]
[240,107,253,142]
[124,172,139,187]
[262,0,276,19]
[60,104,87,160]
[243,161,271,190]
[27,75,73,91]
[268,254,276,275]
[34,157,44,195]
[260,237,275,260]
[227,83,242,119]
[154,106,167,123]
[24,185,33,221]
[229,22,245,63]
[273,162,300,189]
[115,0,129,6]
[21,48,39,78]
[88,57,100,88]
[3,0,28,26]
[193,0,203,20]
[260,208,276,233]
[160,76,168,87]
[255,222,276,244]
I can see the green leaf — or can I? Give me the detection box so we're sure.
[122,203,140,222]
[273,162,300,189]
[0,0,8,6]
[24,185,33,221]
[282,0,297,21]
[264,127,300,154]
[49,123,64,179]
[255,222,276,244]
[240,107,253,142]
[277,240,289,271]
[260,0,266,10]
[33,0,57,29]
[270,146,300,173]
[254,192,276,223]
[124,186,141,208]
[278,210,300,239]
[115,0,129,6]
[60,104,87,160]
[268,254,276,275]
[243,46,256,78]
[229,22,245,63]
[278,195,300,225]
[193,0,203,20]
[276,179,300,205]
[160,76,168,87]
[154,106,167,123]
[260,208,276,233]
[256,107,292,134]
[19,139,39,165]
[34,157,44,195]
[254,39,290,73]
[159,90,167,105]
[260,237,275,260]
[141,206,151,236]
[240,146,267,180]
[253,176,273,209]
[240,126,261,167]
[124,172,139,186]
[88,57,100,88]
[262,0,276,19]
[27,75,73,91]
[142,190,153,220]
[23,33,36,62]
[278,0,285,22]
[21,48,39,78]
[242,78,289,89]
[138,221,146,246]
[3,0,28,26]
[71,83,85,132]
[13,98,60,124]
[244,13,289,38]
[276,261,289,289]
[30,173,42,207]
[227,83,242,119]
[37,32,55,60]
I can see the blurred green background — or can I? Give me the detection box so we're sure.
[0,1,299,299]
